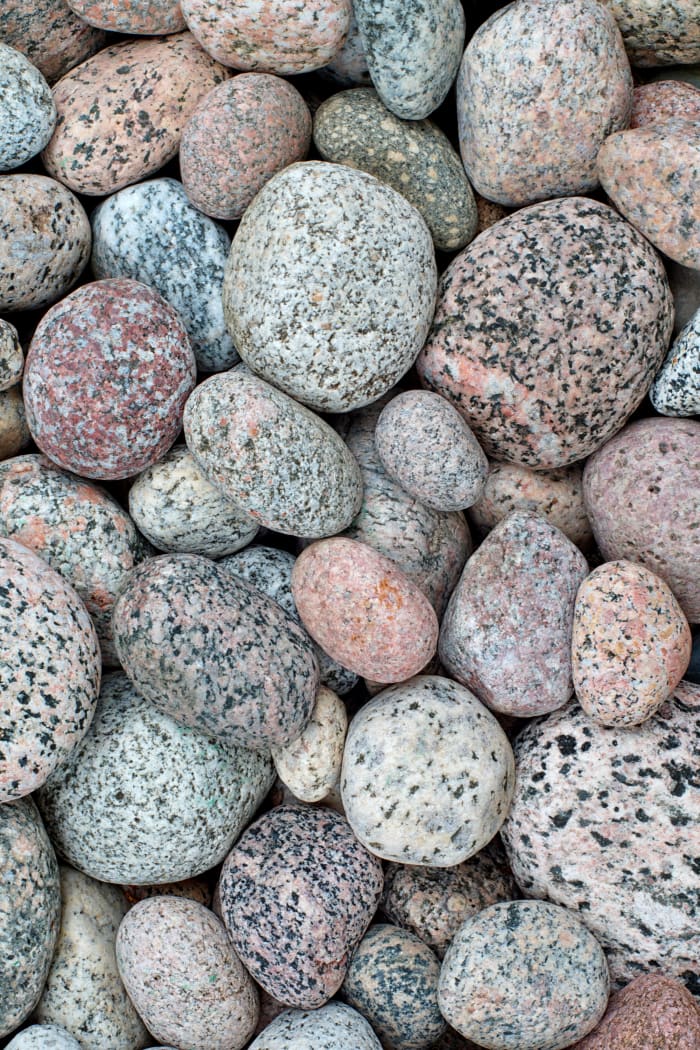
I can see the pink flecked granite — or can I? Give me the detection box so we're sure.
[65,0,185,33]
[0,0,105,84]
[571,974,700,1049]
[631,80,700,128]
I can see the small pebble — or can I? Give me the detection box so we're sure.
[248,1003,382,1050]
[601,0,700,66]
[571,973,700,1049]
[650,306,700,416]
[6,1026,81,1050]
[0,43,56,171]
[0,0,105,84]
[631,79,700,128]
[65,0,185,34]
[0,386,30,461]
[322,8,371,86]
[0,321,24,392]
[271,685,347,803]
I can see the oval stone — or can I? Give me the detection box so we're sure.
[0,321,24,392]
[571,973,700,1049]
[249,1004,382,1050]
[0,0,105,84]
[650,306,700,417]
[65,0,185,34]
[0,43,56,171]
[631,80,700,128]
[271,685,347,803]
[0,386,30,461]
[6,1027,82,1050]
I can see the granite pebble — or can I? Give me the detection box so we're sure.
[122,877,212,910]
[0,0,105,84]
[65,0,185,34]
[0,386,31,462]
[651,305,700,416]
[322,7,371,86]
[248,1003,382,1049]
[6,1027,81,1050]
[0,43,56,171]
[571,973,700,1049]
[601,0,700,66]
[631,80,700,128]
[271,686,347,803]
[0,321,24,392]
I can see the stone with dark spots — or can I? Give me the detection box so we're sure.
[651,306,700,417]
[0,0,105,84]
[65,0,185,34]
[0,43,56,171]
[6,1027,82,1050]
[631,80,700,128]
[601,0,700,67]
[321,8,371,86]
[248,1003,382,1049]
[0,320,23,392]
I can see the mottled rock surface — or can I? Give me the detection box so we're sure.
[0,0,105,83]
[651,306,700,417]
[0,43,56,171]
[571,973,700,1049]
[248,1003,382,1049]
[601,0,700,66]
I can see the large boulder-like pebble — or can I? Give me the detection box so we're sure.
[601,0,700,67]
[650,306,700,417]
[248,1004,382,1050]
[571,973,700,1049]
[0,43,56,171]
[0,0,105,84]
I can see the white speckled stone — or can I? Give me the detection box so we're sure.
[341,675,515,866]
[6,1026,82,1050]
[439,901,609,1050]
[222,162,436,413]
[651,305,700,417]
[34,866,148,1050]
[0,385,30,461]
[249,1004,382,1049]
[271,686,347,803]
[0,321,23,392]
[321,8,371,86]
[0,43,56,170]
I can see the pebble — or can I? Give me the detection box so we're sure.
[598,119,700,270]
[583,417,700,623]
[181,74,311,221]
[292,537,439,683]
[65,0,185,34]
[184,369,363,538]
[438,900,609,1050]
[0,174,91,313]
[322,8,371,86]
[418,197,674,469]
[571,973,700,1049]
[0,0,105,84]
[248,1003,382,1050]
[0,44,56,171]
[353,0,465,119]
[440,511,588,718]
[42,32,228,196]
[601,0,700,66]
[91,177,238,373]
[23,277,196,481]
[128,445,258,559]
[222,162,436,414]
[0,386,30,461]
[6,1026,81,1050]
[314,88,476,252]
[341,675,515,865]
[116,897,258,1050]
[500,689,700,990]
[218,804,383,1007]
[651,306,700,416]
[631,79,700,127]
[271,685,347,803]
[0,321,24,392]
[0,798,60,1039]
[457,0,632,206]
[33,866,148,1050]
[36,672,274,885]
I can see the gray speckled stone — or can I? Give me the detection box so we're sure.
[0,798,61,1039]
[354,0,465,119]
[439,901,609,1050]
[249,1003,382,1049]
[36,672,275,885]
[602,0,700,66]
[651,306,700,416]
[222,162,436,414]
[6,1026,82,1050]
[0,43,56,170]
[0,320,23,392]
[91,178,238,373]
[314,89,477,251]
[34,866,148,1050]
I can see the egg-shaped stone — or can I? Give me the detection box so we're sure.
[6,1027,81,1050]
[571,973,700,1049]
[0,386,30,461]
[342,676,514,866]
[0,0,105,84]
[417,197,674,469]
[631,80,700,128]
[116,897,258,1050]
[271,686,347,803]
[650,305,700,417]
[249,1004,382,1049]
[601,0,700,66]
[43,32,228,196]
[222,162,436,413]
[65,0,185,33]
[0,321,24,392]
[36,672,275,884]
[0,798,61,1038]
[0,43,56,171]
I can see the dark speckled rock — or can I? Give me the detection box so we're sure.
[249,1003,382,1049]
[0,320,23,392]
[0,0,105,84]
[571,973,700,1049]
[0,43,56,171]
[601,0,700,67]
[218,804,383,1008]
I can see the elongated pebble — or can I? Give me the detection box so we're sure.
[248,1003,382,1049]
[6,1027,81,1050]
[650,306,700,416]
[65,0,185,34]
[0,321,23,392]
[0,0,105,84]
[571,973,700,1049]
[0,43,56,171]
[0,386,30,461]
[271,686,347,803]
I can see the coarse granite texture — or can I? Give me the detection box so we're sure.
[42,33,228,196]
[474,193,510,234]
[36,672,275,884]
[271,685,347,803]
[342,923,445,1048]
[222,162,436,413]
[0,798,61,1039]
[34,865,148,1050]
[181,74,311,221]
[65,0,185,33]
[6,1027,82,1049]
[440,511,588,718]
[0,44,56,171]
[0,386,30,461]
[128,446,258,559]
[583,417,700,623]
[631,80,700,128]
[341,675,514,865]
[571,973,700,1049]
[651,306,700,416]
[24,277,196,481]
[598,119,700,270]
[417,197,674,469]
[375,391,488,511]
[457,0,632,207]
[353,0,465,119]
[0,174,90,313]
[601,0,700,66]
[439,900,609,1050]
[292,537,438,683]
[116,897,258,1050]
[0,537,101,803]
[314,88,477,251]
[500,690,700,991]
[113,553,318,749]
[0,454,152,665]
[122,877,212,909]
[184,369,363,538]
[0,0,104,84]
[321,8,371,85]
[0,321,23,392]
[572,560,691,727]
[249,1003,382,1049]
[218,804,383,1008]
[468,461,592,551]
[220,545,358,695]
[91,178,238,373]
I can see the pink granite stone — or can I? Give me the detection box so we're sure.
[23,278,196,481]
[65,0,185,33]
[0,0,105,84]
[571,974,700,1049]
[631,80,700,128]
[180,73,311,220]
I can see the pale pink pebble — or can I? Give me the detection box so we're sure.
[65,0,185,33]
[631,80,700,128]
[0,0,106,84]
[571,974,700,1049]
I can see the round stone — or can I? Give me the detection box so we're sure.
[600,0,700,66]
[650,306,700,417]
[0,0,105,84]
[0,320,23,392]
[0,386,30,461]
[0,43,56,171]
[6,1027,82,1050]
[65,0,185,33]
[571,973,700,1049]
[631,80,700,128]
[271,685,347,803]
[248,1004,382,1050]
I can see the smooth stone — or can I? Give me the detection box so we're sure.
[631,80,700,127]
[0,0,105,84]
[601,0,700,66]
[222,162,436,414]
[353,0,465,119]
[314,88,476,251]
[91,178,238,373]
[457,0,632,206]
[321,8,371,85]
[0,386,30,461]
[271,686,347,803]
[571,973,700,1049]
[650,305,700,416]
[36,672,274,885]
[218,805,383,1008]
[341,675,515,866]
[248,1004,382,1049]
[65,0,185,33]
[6,1027,82,1050]
[0,43,56,171]
[417,197,674,469]
[34,866,148,1050]
[439,901,609,1050]
[0,321,24,391]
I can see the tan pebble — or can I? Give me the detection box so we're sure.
[271,686,347,803]
[0,386,30,461]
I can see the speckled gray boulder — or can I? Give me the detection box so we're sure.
[6,1026,82,1050]
[0,798,61,1038]
[91,178,238,373]
[36,673,275,885]
[222,162,436,413]
[249,1004,382,1049]
[602,0,700,66]
[353,0,465,119]
[439,901,609,1050]
[34,866,148,1050]
[651,306,700,416]
[0,320,23,391]
[314,89,477,251]
[0,43,56,170]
